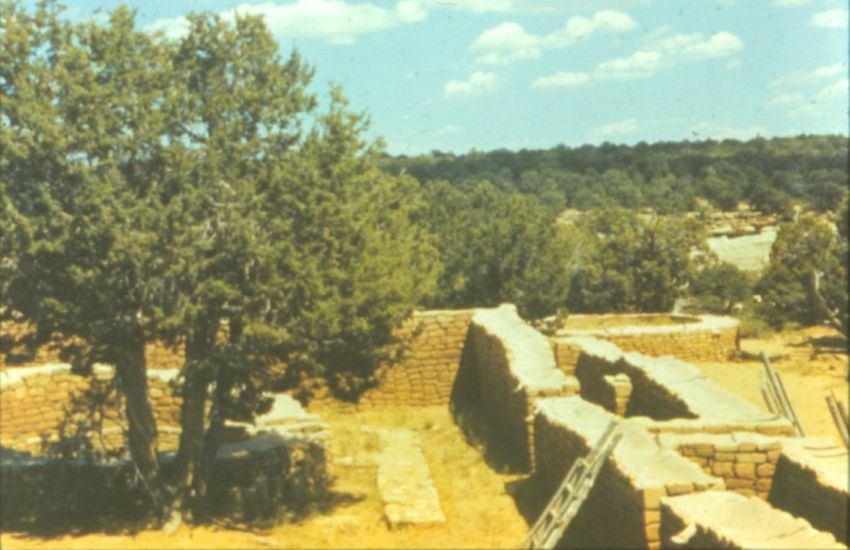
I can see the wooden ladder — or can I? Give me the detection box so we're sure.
[759,351,805,437]
[520,420,623,550]
[826,389,849,448]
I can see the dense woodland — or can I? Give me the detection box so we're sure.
[0,1,847,528]
[381,136,849,215]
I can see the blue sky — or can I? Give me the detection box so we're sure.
[43,0,850,154]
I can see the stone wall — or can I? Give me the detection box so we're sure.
[558,337,795,437]
[554,314,740,362]
[1,321,184,371]
[768,437,849,544]
[660,491,844,549]
[533,397,723,550]
[1,420,327,529]
[462,305,578,471]
[0,364,182,453]
[356,310,475,407]
[657,432,782,500]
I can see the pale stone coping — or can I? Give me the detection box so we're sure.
[631,416,794,435]
[780,437,849,493]
[556,336,623,363]
[0,362,180,389]
[411,308,475,318]
[620,352,767,421]
[536,396,721,491]
[661,491,845,549]
[555,314,739,337]
[657,431,783,453]
[471,304,572,393]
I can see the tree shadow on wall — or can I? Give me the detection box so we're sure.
[448,335,526,474]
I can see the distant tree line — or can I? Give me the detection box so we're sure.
[381,136,848,216]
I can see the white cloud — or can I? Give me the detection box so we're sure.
[788,77,850,118]
[765,92,805,108]
[471,10,635,65]
[149,0,427,44]
[423,0,513,13]
[810,8,849,29]
[471,22,542,64]
[593,30,743,80]
[146,16,190,39]
[770,63,847,88]
[773,0,812,6]
[591,118,638,137]
[444,72,503,99]
[532,71,591,89]
[595,51,663,80]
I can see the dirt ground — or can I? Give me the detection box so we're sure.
[695,326,848,442]
[2,326,847,549]
[2,406,530,549]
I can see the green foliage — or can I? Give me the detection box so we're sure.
[421,181,571,319]
[755,210,847,331]
[567,209,700,313]
[689,262,753,314]
[382,136,848,214]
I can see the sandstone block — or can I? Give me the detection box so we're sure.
[756,463,776,477]
[733,462,756,479]
[712,461,734,476]
[736,452,767,463]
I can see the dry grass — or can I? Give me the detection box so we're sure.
[2,405,530,549]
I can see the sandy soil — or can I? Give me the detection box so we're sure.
[2,406,529,549]
[3,327,846,549]
[695,326,848,442]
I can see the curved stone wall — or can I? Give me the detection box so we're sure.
[554,314,740,362]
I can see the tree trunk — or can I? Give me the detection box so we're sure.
[172,363,210,519]
[115,337,162,510]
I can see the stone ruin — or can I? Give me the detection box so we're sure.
[1,305,848,547]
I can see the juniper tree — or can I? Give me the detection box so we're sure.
[2,2,440,523]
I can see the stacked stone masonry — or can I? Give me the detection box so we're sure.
[0,364,182,453]
[1,321,184,371]
[554,314,740,362]
[657,432,783,500]
[533,397,724,550]
[357,310,475,407]
[464,305,579,470]
[1,394,328,528]
[559,336,796,437]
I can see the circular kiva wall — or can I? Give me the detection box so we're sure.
[553,314,740,362]
[0,364,182,454]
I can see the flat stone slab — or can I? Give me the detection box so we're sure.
[375,429,446,528]
[662,491,845,549]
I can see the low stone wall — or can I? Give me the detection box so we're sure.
[356,310,475,407]
[1,321,184,370]
[533,397,723,550]
[768,437,849,544]
[554,314,740,362]
[558,337,795,437]
[1,393,328,529]
[660,491,845,549]
[658,432,782,500]
[463,305,578,471]
[0,364,182,453]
